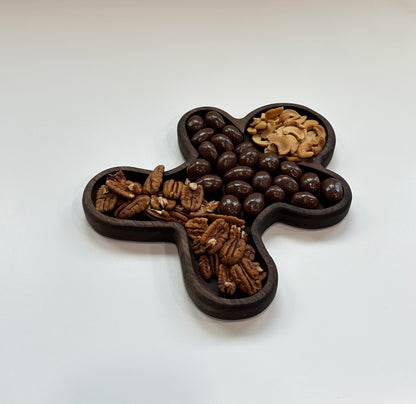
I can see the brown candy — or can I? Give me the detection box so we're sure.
[222,125,244,144]
[198,141,218,164]
[239,148,259,167]
[225,180,253,200]
[217,151,238,173]
[187,159,212,181]
[235,142,256,155]
[223,166,254,182]
[300,172,320,193]
[196,174,223,193]
[321,178,343,202]
[264,185,285,203]
[279,161,303,180]
[186,115,205,133]
[291,192,319,209]
[273,175,299,195]
[205,110,226,130]
[243,193,265,215]
[211,134,234,153]
[252,171,272,192]
[219,195,242,217]
[191,128,215,145]
[258,152,280,173]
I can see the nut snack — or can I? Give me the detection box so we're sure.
[83,102,352,320]
[94,168,268,297]
[184,109,343,218]
[246,106,326,161]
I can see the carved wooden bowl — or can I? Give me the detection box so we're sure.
[82,103,352,320]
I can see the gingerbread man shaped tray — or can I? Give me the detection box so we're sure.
[82,103,352,320]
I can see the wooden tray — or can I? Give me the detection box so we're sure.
[82,103,352,320]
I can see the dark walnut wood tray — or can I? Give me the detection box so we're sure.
[82,103,352,320]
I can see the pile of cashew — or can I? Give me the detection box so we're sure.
[247,107,326,161]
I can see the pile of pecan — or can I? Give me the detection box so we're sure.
[95,166,267,296]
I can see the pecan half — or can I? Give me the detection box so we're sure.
[230,258,262,295]
[143,165,164,195]
[95,185,118,213]
[163,179,184,200]
[217,264,236,295]
[188,199,220,218]
[169,209,189,225]
[192,237,205,255]
[114,194,150,219]
[199,254,213,280]
[208,253,220,277]
[200,219,230,255]
[207,213,245,228]
[150,194,176,211]
[185,217,208,240]
[106,170,136,199]
[144,207,170,221]
[219,238,247,266]
[181,183,204,212]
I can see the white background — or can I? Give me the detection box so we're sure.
[1,1,415,403]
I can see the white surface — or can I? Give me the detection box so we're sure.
[1,1,415,403]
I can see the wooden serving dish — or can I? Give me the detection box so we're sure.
[82,103,352,320]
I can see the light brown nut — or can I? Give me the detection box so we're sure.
[313,124,326,141]
[247,127,257,135]
[265,143,278,154]
[200,219,230,255]
[264,106,284,120]
[95,185,118,213]
[252,134,270,147]
[143,165,164,195]
[219,238,247,266]
[217,264,236,295]
[303,119,320,131]
[199,254,213,280]
[254,120,267,130]
[181,184,204,212]
[230,258,262,295]
[162,179,184,200]
[185,217,209,240]
[283,126,305,141]
[297,141,314,159]
[279,109,300,122]
[268,133,297,156]
[114,195,150,219]
[106,170,136,199]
